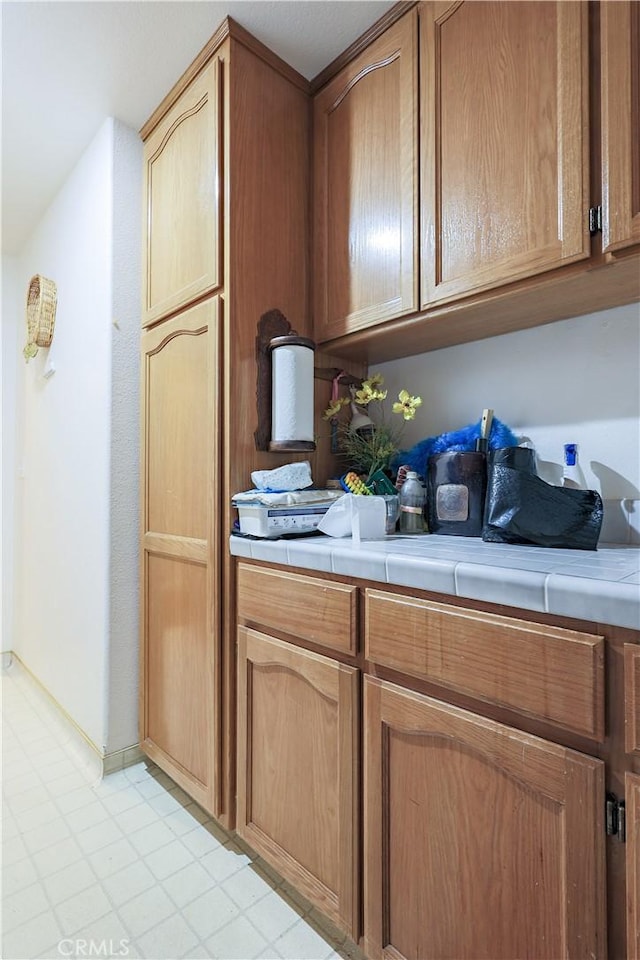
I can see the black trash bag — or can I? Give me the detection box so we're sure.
[482,452,603,550]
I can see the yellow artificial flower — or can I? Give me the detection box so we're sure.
[322,396,350,420]
[354,384,387,405]
[322,372,424,480]
[392,389,423,421]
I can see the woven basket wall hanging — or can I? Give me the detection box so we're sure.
[24,274,57,361]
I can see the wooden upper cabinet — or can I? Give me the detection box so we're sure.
[142,58,223,327]
[364,676,606,960]
[601,0,640,253]
[313,10,418,341]
[420,1,590,308]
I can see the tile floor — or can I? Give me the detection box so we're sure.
[2,658,363,960]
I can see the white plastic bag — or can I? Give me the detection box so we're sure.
[318,494,386,543]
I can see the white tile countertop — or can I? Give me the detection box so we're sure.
[229,533,640,631]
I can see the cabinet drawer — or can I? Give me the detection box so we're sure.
[237,563,358,655]
[365,589,604,739]
[625,644,640,755]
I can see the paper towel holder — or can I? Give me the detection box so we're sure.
[254,309,317,453]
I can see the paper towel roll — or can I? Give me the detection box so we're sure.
[270,338,315,446]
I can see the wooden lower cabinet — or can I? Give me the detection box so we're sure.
[363,675,606,960]
[236,626,360,939]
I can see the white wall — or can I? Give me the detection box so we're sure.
[9,118,142,753]
[377,302,640,542]
[107,121,142,753]
[1,256,20,652]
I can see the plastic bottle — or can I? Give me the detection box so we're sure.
[562,443,582,489]
[399,471,426,534]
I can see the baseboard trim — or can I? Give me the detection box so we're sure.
[103,743,146,775]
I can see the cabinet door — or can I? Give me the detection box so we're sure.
[364,676,606,960]
[313,10,418,341]
[142,58,223,326]
[237,627,359,939]
[601,0,640,253]
[629,773,640,960]
[420,1,590,308]
[139,297,221,815]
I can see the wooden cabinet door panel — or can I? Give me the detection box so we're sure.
[145,554,209,785]
[237,627,359,939]
[142,58,222,326]
[420,0,590,308]
[140,297,221,814]
[628,773,640,960]
[601,0,640,253]
[364,676,606,960]
[313,10,418,340]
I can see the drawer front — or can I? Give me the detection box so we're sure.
[237,563,358,655]
[365,589,604,739]
[626,644,640,755]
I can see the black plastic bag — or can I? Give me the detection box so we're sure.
[482,451,603,550]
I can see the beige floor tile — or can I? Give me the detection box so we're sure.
[117,884,176,938]
[245,890,307,943]
[182,886,241,941]
[1,910,63,959]
[223,863,279,909]
[161,861,215,909]
[62,799,111,834]
[75,817,123,855]
[2,854,40,897]
[144,838,193,880]
[43,858,98,906]
[205,914,269,959]
[101,859,156,908]
[128,819,176,857]
[72,915,136,959]
[3,880,50,933]
[31,836,85,878]
[200,841,251,883]
[87,837,139,879]
[274,917,337,960]
[114,798,159,835]
[136,913,199,960]
[54,882,113,937]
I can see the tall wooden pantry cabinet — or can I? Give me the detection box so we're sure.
[139,20,311,822]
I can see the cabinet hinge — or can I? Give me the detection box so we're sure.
[589,205,603,235]
[605,792,626,842]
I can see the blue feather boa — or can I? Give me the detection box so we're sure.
[392,416,519,477]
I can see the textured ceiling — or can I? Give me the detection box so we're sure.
[1,0,395,255]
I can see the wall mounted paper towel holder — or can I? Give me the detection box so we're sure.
[254,309,316,452]
[254,309,363,453]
